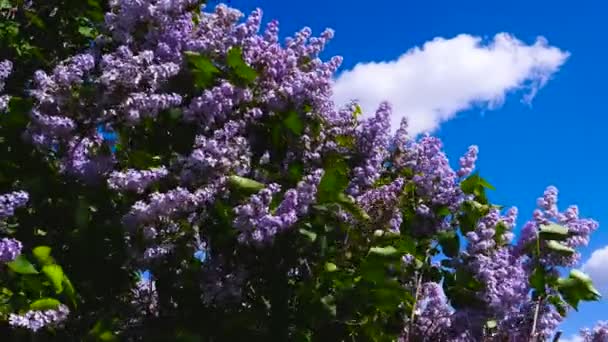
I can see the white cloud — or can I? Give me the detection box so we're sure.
[331,33,570,135]
[559,335,583,342]
[582,245,608,296]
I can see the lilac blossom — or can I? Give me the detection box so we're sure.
[516,186,599,266]
[8,305,70,332]
[0,191,29,220]
[108,167,169,193]
[234,169,323,244]
[0,238,22,263]
[581,321,608,342]
[457,145,479,178]
[410,282,453,341]
[0,59,11,112]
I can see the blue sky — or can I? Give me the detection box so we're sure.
[219,0,607,338]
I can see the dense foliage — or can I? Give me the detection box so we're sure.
[0,1,603,341]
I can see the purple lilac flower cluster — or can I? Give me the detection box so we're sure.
[0,191,28,263]
[234,169,323,244]
[25,2,343,256]
[411,282,453,340]
[348,102,392,196]
[108,167,169,193]
[0,59,11,112]
[0,190,28,220]
[8,304,70,332]
[356,177,405,233]
[581,321,608,342]
[517,186,598,266]
[0,238,22,263]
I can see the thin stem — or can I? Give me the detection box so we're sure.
[530,296,543,342]
[406,271,423,342]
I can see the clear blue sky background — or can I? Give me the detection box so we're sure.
[221,0,607,336]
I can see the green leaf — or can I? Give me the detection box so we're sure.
[570,269,595,285]
[7,255,38,274]
[369,246,398,256]
[320,294,336,316]
[545,240,575,255]
[325,262,338,272]
[88,319,119,341]
[317,157,349,203]
[29,298,61,311]
[127,150,160,169]
[336,193,370,221]
[287,161,303,182]
[438,231,460,258]
[42,265,64,294]
[435,206,451,217]
[298,228,317,242]
[460,173,494,204]
[283,111,303,136]
[557,269,601,310]
[546,295,568,316]
[184,51,220,89]
[335,135,355,148]
[353,104,363,118]
[226,47,257,83]
[32,246,53,265]
[228,175,265,193]
[539,224,570,241]
[529,267,546,293]
[63,276,78,308]
[494,222,508,245]
[185,51,219,73]
[78,26,95,38]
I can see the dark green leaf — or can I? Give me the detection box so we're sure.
[184,51,220,89]
[557,269,601,310]
[317,157,349,203]
[88,319,119,341]
[287,161,303,182]
[7,255,38,274]
[438,231,460,258]
[226,47,257,83]
[530,266,546,293]
[546,295,568,316]
[336,193,370,221]
[283,111,304,136]
[184,51,219,73]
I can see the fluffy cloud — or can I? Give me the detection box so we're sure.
[559,335,583,342]
[582,245,608,296]
[331,33,570,135]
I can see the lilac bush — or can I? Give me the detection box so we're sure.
[0,1,601,340]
